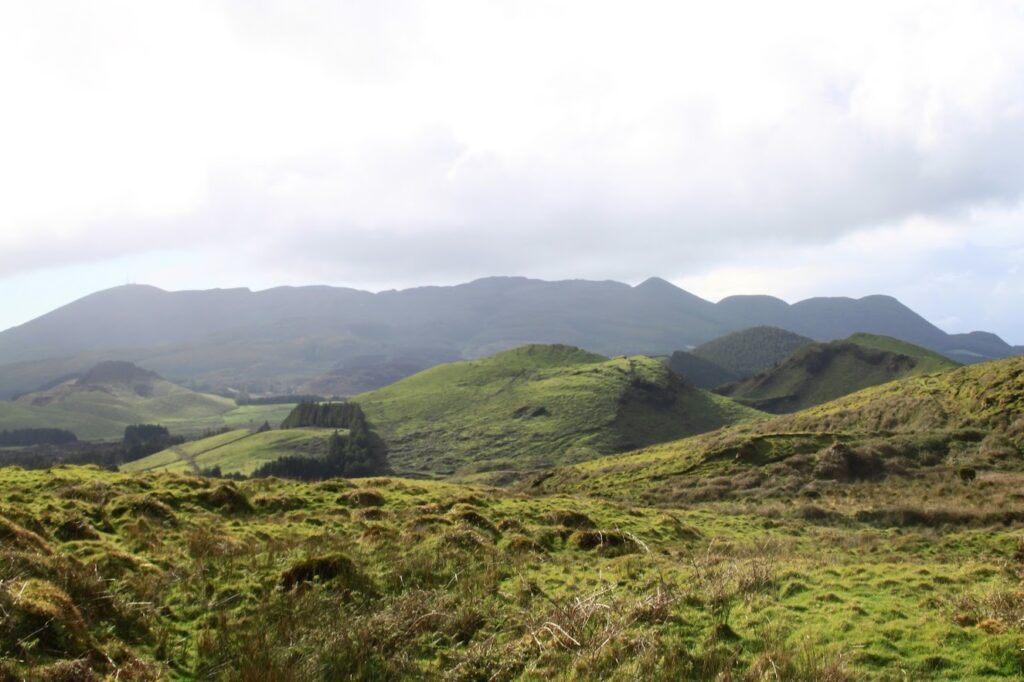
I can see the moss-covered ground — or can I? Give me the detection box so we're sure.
[1,462,1023,680]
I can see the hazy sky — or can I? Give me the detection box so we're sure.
[1,1,1023,341]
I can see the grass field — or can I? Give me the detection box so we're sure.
[356,344,763,481]
[0,390,294,442]
[122,427,338,476]
[1,463,1022,680]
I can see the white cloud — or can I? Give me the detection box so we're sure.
[0,0,1023,339]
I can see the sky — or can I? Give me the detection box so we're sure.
[1,1,1023,341]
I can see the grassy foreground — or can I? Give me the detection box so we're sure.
[1,464,1023,680]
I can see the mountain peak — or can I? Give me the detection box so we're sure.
[77,361,160,387]
[635,276,678,290]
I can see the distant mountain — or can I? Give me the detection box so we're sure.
[690,326,814,379]
[0,361,242,440]
[717,334,960,413]
[665,352,738,389]
[0,277,1017,399]
[353,344,763,482]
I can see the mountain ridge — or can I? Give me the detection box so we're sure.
[0,277,1017,399]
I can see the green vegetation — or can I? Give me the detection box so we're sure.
[691,326,814,379]
[0,362,295,441]
[4,447,1024,680]
[0,428,77,447]
[666,351,737,389]
[122,428,338,477]
[355,344,763,481]
[280,401,370,430]
[1,341,1021,679]
[718,334,961,413]
[845,332,960,373]
[533,354,1024,503]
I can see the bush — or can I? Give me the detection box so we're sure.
[568,529,641,556]
[280,554,374,595]
[197,484,252,514]
[339,489,386,508]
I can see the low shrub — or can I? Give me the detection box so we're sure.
[280,554,374,596]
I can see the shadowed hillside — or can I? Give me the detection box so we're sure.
[690,327,814,379]
[666,351,738,389]
[717,334,960,413]
[533,354,1024,504]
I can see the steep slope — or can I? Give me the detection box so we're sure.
[0,361,279,440]
[665,351,737,389]
[534,354,1024,503]
[690,327,813,379]
[0,277,1016,399]
[717,334,960,413]
[354,344,763,481]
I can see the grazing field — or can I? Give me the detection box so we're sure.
[122,427,338,476]
[0,392,292,443]
[356,344,763,481]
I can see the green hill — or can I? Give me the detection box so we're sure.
[121,427,340,476]
[665,351,737,389]
[717,334,961,413]
[534,353,1024,504]
[690,326,813,378]
[0,361,293,440]
[355,344,763,481]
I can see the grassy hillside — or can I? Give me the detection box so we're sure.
[3,460,1024,679]
[534,354,1024,504]
[666,351,737,389]
[691,326,813,379]
[0,362,294,441]
[122,427,340,476]
[355,344,762,481]
[717,334,961,413]
[844,332,961,373]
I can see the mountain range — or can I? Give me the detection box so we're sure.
[0,276,1019,399]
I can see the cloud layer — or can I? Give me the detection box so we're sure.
[1,1,1023,339]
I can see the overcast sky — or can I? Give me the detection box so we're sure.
[1,1,1023,341]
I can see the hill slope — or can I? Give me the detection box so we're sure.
[534,353,1024,503]
[717,334,960,413]
[121,427,339,476]
[0,361,290,440]
[0,277,1016,399]
[690,327,814,379]
[355,344,763,481]
[665,351,737,389]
